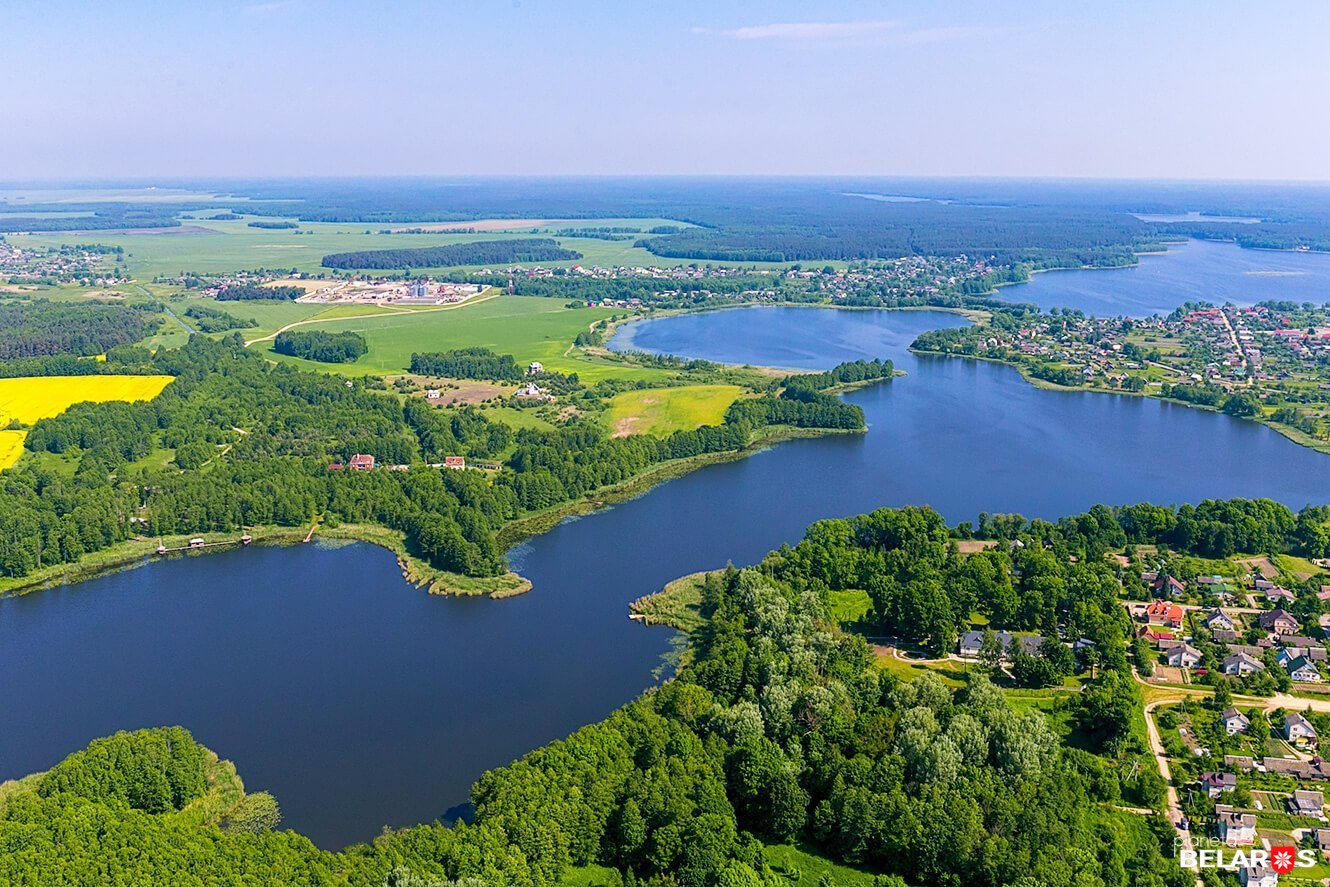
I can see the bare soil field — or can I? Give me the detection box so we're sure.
[418,378,512,406]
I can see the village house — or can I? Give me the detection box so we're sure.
[1285,655,1322,683]
[1145,600,1185,629]
[1265,586,1297,604]
[1214,628,1239,643]
[1216,804,1258,845]
[1165,643,1203,669]
[1263,756,1330,780]
[527,361,543,375]
[958,630,1014,658]
[1316,827,1330,859]
[1239,864,1278,887]
[425,388,441,399]
[1224,754,1255,771]
[1201,771,1238,797]
[348,454,376,471]
[443,455,466,470]
[515,382,553,401]
[1260,609,1300,635]
[1223,708,1251,735]
[1286,712,1319,743]
[1152,574,1187,599]
[1206,608,1236,632]
[1292,789,1325,818]
[1223,652,1265,676]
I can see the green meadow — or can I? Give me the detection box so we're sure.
[605,384,744,436]
[257,295,674,383]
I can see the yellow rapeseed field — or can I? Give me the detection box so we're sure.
[0,376,174,470]
[0,430,25,471]
[0,375,174,425]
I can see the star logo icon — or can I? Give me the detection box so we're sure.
[1271,846,1297,874]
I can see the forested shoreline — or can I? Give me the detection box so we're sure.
[0,336,881,589]
[8,497,1309,885]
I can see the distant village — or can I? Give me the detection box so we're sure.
[0,239,127,287]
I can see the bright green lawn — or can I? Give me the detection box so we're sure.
[259,295,673,382]
[605,384,743,436]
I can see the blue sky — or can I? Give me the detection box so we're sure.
[5,0,1329,179]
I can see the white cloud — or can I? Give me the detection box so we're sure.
[697,20,898,41]
[693,20,1005,45]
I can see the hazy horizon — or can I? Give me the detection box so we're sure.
[5,0,1330,181]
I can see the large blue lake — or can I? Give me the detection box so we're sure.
[4,240,1330,848]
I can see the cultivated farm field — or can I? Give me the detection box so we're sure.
[0,375,175,425]
[0,430,25,470]
[7,216,708,279]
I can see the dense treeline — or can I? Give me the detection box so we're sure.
[215,284,304,301]
[726,388,865,430]
[0,204,181,233]
[321,239,581,270]
[273,330,368,363]
[410,347,525,381]
[247,220,299,229]
[780,358,894,395]
[0,301,159,359]
[1159,220,1330,253]
[183,304,256,332]
[640,205,1153,266]
[1,335,860,582]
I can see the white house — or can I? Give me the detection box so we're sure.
[1223,652,1265,676]
[1286,712,1318,743]
[527,361,543,375]
[1222,708,1251,736]
[1286,655,1322,683]
[1217,804,1257,846]
[1165,643,1203,669]
[1206,608,1236,631]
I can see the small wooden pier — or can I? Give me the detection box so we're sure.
[155,533,253,556]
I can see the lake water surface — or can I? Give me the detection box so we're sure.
[6,242,1330,848]
[997,238,1330,316]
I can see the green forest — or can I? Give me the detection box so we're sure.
[0,301,161,359]
[321,239,583,270]
[274,330,369,363]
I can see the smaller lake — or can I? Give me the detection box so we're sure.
[996,239,1330,317]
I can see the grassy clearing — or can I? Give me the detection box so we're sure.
[763,843,879,886]
[606,384,743,437]
[260,295,672,383]
[0,375,174,424]
[0,430,25,470]
[555,865,623,887]
[873,652,970,687]
[631,571,709,632]
[827,588,873,623]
